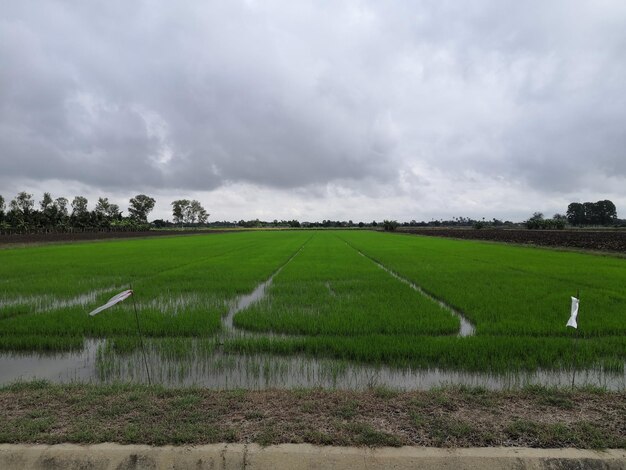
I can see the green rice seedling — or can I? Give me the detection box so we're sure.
[1,230,625,375]
[223,334,626,372]
[0,231,310,343]
[0,335,84,352]
[339,231,626,337]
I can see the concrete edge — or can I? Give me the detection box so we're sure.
[0,443,625,469]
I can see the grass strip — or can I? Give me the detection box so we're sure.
[0,381,624,448]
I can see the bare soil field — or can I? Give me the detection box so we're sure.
[399,228,626,253]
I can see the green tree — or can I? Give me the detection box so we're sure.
[567,200,617,226]
[8,192,35,231]
[71,196,89,228]
[129,194,156,223]
[189,200,209,224]
[95,197,121,219]
[583,202,598,225]
[525,212,544,229]
[171,199,190,227]
[71,196,88,216]
[39,192,58,229]
[566,203,585,226]
[55,197,69,217]
[10,191,35,214]
[52,197,69,230]
[39,192,53,211]
[171,199,209,226]
[595,200,617,225]
[382,220,399,231]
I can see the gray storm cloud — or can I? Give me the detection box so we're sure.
[1,0,625,216]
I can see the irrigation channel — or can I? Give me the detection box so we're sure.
[1,242,624,390]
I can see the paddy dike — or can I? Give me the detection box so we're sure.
[1,444,625,470]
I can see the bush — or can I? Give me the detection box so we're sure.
[526,218,565,230]
[525,212,565,230]
[382,220,399,232]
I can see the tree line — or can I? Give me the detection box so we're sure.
[0,192,156,233]
[0,190,620,234]
[566,200,617,226]
[525,200,619,229]
[0,192,210,234]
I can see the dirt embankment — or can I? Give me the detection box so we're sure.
[400,228,626,253]
[0,229,234,246]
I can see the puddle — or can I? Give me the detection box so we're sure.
[0,340,96,384]
[346,243,476,337]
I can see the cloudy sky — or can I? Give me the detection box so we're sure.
[1,0,625,222]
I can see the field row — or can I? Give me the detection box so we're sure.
[234,234,459,335]
[345,231,626,337]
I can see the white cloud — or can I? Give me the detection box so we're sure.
[1,0,625,221]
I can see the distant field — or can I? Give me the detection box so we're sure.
[0,230,624,373]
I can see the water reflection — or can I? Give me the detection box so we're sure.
[0,340,95,384]
[1,339,624,390]
[0,286,119,313]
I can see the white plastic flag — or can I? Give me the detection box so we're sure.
[89,290,133,316]
[566,296,579,329]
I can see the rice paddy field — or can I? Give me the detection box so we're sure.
[0,230,625,389]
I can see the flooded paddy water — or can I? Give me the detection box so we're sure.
[1,339,624,390]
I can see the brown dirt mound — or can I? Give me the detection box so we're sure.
[400,228,626,253]
[0,230,233,246]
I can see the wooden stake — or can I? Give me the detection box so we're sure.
[130,284,151,386]
[571,289,580,390]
